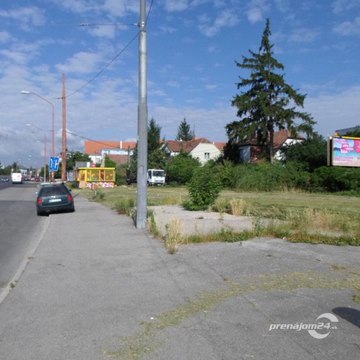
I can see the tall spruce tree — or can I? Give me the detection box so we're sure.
[226,18,315,163]
[176,118,194,141]
[127,118,167,182]
[147,118,167,169]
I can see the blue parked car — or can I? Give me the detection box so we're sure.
[36,183,75,216]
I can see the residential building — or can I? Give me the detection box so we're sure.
[238,130,304,163]
[163,138,226,165]
[84,140,136,166]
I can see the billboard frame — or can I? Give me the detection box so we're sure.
[328,136,360,168]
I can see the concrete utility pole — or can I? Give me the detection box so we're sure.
[61,74,67,182]
[136,0,148,229]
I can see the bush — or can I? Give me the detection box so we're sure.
[228,162,310,192]
[185,164,222,210]
[217,160,235,188]
[281,133,327,172]
[114,198,135,215]
[165,152,201,185]
[311,166,360,193]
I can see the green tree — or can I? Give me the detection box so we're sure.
[11,162,19,172]
[147,117,167,168]
[148,117,162,153]
[165,152,200,184]
[176,118,194,141]
[281,133,327,172]
[66,151,91,170]
[104,155,117,168]
[226,18,315,163]
[127,118,167,183]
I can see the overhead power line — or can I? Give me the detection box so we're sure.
[66,30,140,99]
[66,129,134,149]
[66,0,154,99]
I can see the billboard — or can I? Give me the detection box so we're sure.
[328,136,360,167]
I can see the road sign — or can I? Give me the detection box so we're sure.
[49,157,60,172]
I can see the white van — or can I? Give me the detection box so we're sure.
[147,169,165,185]
[11,172,23,184]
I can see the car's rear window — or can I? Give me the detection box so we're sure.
[40,186,69,196]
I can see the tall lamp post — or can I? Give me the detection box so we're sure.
[26,123,50,181]
[21,90,55,180]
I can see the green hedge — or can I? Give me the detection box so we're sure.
[215,162,359,194]
[312,166,360,192]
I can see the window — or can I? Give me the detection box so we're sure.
[204,152,210,160]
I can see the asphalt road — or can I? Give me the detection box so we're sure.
[0,177,11,190]
[0,183,46,291]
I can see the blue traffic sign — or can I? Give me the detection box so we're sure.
[49,157,60,171]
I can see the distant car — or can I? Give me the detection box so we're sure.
[36,183,75,216]
[0,177,9,182]
[11,172,23,184]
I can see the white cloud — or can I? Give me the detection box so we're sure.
[288,27,320,43]
[0,49,29,65]
[206,84,218,90]
[274,0,291,13]
[150,104,236,141]
[332,0,360,14]
[0,7,46,30]
[158,25,177,34]
[166,80,180,88]
[48,0,137,18]
[246,0,269,24]
[48,0,95,14]
[86,25,118,39]
[333,17,360,35]
[198,9,240,37]
[55,52,103,74]
[307,85,360,136]
[0,31,11,44]
[0,40,43,66]
[103,0,138,17]
[164,0,189,12]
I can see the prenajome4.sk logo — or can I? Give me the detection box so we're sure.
[269,312,339,339]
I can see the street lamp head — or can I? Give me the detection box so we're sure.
[21,90,31,94]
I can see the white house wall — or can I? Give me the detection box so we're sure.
[190,143,221,164]
[274,139,303,160]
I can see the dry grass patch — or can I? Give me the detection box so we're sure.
[230,198,250,216]
[165,218,183,254]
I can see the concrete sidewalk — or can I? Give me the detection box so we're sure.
[0,196,359,360]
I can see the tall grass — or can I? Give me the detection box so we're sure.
[79,186,360,246]
[165,219,182,254]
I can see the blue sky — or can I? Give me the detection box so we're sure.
[1,0,360,167]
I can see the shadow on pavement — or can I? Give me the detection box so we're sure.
[333,307,360,328]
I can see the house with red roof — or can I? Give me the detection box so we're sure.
[84,140,136,166]
[163,138,226,164]
[84,138,226,167]
[237,130,304,163]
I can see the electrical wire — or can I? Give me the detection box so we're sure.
[65,30,140,99]
[65,0,154,99]
[66,129,134,149]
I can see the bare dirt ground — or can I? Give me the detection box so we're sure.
[150,205,255,237]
